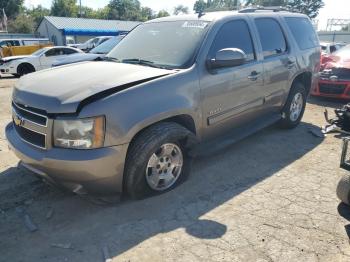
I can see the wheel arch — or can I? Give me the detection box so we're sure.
[128,113,198,147]
[17,62,35,75]
[291,71,312,95]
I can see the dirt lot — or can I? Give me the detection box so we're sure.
[1,75,350,262]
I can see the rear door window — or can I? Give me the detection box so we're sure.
[255,18,287,58]
[63,48,77,55]
[285,17,319,50]
[209,19,256,62]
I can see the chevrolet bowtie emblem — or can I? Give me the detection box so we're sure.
[13,113,24,127]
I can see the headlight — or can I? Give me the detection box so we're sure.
[53,116,105,149]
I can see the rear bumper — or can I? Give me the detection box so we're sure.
[311,79,350,99]
[6,122,129,195]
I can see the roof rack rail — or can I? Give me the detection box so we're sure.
[238,6,293,13]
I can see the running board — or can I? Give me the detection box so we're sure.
[191,113,282,157]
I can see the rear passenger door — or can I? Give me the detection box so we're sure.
[254,17,295,112]
[200,19,264,139]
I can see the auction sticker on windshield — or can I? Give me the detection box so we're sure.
[182,21,208,29]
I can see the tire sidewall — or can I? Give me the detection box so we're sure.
[125,125,192,199]
[281,82,307,128]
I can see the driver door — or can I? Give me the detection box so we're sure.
[200,19,265,139]
[39,48,65,69]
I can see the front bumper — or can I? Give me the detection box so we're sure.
[0,64,16,74]
[311,79,350,99]
[6,123,129,195]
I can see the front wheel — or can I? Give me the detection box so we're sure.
[17,63,35,76]
[124,122,195,199]
[279,82,307,129]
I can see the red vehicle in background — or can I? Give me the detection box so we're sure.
[312,44,350,99]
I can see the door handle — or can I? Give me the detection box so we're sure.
[286,60,295,69]
[248,71,261,81]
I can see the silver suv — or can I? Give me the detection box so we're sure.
[6,9,320,199]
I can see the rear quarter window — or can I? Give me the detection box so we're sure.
[285,17,319,50]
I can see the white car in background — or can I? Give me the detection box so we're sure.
[76,36,113,52]
[0,46,83,77]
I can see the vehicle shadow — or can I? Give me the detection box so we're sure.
[308,96,347,109]
[0,121,325,261]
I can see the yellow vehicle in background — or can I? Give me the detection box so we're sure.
[0,43,53,57]
[0,38,52,57]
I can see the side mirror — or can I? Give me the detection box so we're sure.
[207,48,246,70]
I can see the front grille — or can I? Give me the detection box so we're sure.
[12,103,47,126]
[12,103,48,149]
[13,123,46,148]
[319,83,346,95]
[320,68,350,80]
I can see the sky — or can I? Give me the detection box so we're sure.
[24,0,350,30]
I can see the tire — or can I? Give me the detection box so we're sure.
[17,63,35,77]
[337,175,350,205]
[279,82,307,129]
[124,122,196,200]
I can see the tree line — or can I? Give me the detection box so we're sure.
[1,0,324,34]
[193,0,324,19]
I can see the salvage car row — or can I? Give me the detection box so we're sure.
[0,35,126,76]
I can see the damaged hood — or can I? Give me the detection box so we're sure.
[13,61,175,114]
[1,55,29,62]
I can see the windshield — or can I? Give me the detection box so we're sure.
[31,48,48,56]
[90,36,125,54]
[107,20,210,69]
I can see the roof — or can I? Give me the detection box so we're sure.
[150,10,305,23]
[40,16,140,33]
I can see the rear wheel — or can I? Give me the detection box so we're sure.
[124,122,195,199]
[279,82,307,129]
[17,63,35,76]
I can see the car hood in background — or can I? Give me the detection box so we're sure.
[52,53,103,67]
[13,61,175,114]
[1,55,29,62]
[322,55,350,70]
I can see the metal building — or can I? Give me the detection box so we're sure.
[36,16,140,46]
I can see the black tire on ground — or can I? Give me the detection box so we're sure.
[279,82,307,129]
[124,122,196,200]
[337,174,350,205]
[17,63,35,76]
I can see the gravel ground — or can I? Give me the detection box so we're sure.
[1,76,350,262]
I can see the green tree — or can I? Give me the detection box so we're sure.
[26,5,50,27]
[140,6,154,21]
[194,0,207,13]
[50,0,78,17]
[193,0,239,12]
[173,5,189,15]
[8,13,34,33]
[156,10,170,18]
[0,0,24,19]
[107,0,142,21]
[288,0,324,19]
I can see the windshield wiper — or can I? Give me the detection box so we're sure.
[103,57,120,63]
[122,58,171,69]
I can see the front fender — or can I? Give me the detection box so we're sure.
[79,67,202,146]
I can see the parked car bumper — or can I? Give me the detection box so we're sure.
[5,122,128,195]
[311,79,350,99]
[0,65,16,75]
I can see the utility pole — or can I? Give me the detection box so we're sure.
[79,0,82,17]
